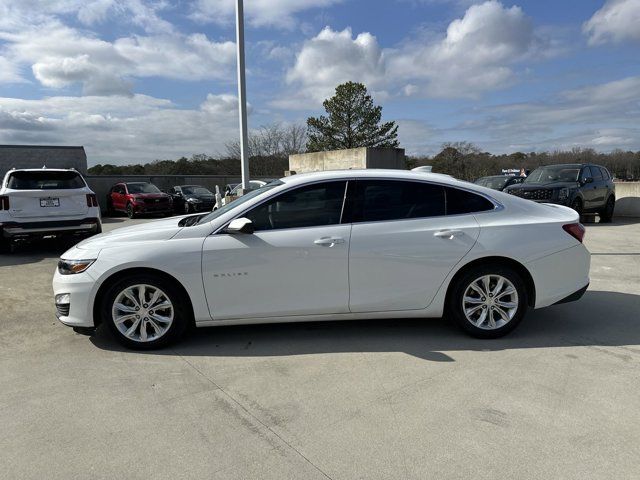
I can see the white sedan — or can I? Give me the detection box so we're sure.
[53,169,590,349]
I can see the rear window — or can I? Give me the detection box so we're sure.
[6,171,85,190]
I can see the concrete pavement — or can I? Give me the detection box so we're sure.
[1,216,639,479]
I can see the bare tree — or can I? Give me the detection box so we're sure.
[225,122,307,159]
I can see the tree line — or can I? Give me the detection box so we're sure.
[411,142,640,181]
[88,81,639,181]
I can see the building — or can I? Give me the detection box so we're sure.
[289,147,405,174]
[0,145,88,180]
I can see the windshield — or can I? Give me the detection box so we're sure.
[182,186,212,195]
[127,183,161,194]
[524,166,580,184]
[196,181,283,225]
[7,171,86,190]
[475,177,509,189]
[230,181,265,195]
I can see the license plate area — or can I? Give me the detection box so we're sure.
[40,197,60,207]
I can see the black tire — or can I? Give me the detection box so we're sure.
[600,196,615,223]
[447,264,529,339]
[0,235,9,254]
[101,273,190,350]
[570,197,583,221]
[184,202,191,214]
[106,199,115,217]
[126,202,136,219]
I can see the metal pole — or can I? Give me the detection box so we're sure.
[235,0,250,191]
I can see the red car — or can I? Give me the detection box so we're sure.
[106,182,173,218]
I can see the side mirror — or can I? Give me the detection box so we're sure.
[225,217,254,234]
[582,177,594,185]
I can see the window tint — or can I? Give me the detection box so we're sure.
[7,171,85,190]
[590,166,603,181]
[445,187,494,214]
[599,167,610,180]
[245,181,346,231]
[351,180,445,222]
[581,167,594,181]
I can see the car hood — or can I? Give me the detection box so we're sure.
[506,181,577,191]
[75,216,183,251]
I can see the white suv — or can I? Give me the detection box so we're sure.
[0,168,101,251]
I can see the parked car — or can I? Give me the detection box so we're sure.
[475,175,524,191]
[169,185,216,214]
[54,169,590,349]
[0,168,101,251]
[504,163,615,221]
[106,182,173,218]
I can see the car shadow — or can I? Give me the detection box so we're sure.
[0,238,77,266]
[90,290,640,362]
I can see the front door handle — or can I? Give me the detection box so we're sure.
[314,236,345,247]
[434,229,463,239]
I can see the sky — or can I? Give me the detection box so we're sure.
[0,0,639,165]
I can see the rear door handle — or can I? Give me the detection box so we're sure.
[434,229,463,239]
[314,236,345,247]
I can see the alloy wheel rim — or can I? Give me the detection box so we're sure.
[112,284,174,342]
[462,275,519,330]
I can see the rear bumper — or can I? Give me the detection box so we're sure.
[1,218,101,239]
[526,244,591,308]
[552,283,589,305]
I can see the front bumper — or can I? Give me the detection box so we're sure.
[52,268,98,328]
[1,218,101,239]
[132,203,173,214]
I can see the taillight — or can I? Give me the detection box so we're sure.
[563,223,585,243]
[0,196,9,210]
[86,194,98,207]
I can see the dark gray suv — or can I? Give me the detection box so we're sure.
[504,163,615,222]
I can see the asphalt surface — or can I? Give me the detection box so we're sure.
[1,215,639,480]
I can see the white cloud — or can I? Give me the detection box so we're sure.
[281,1,543,106]
[458,76,640,152]
[0,55,24,83]
[191,0,344,29]
[583,0,640,45]
[0,24,235,94]
[0,0,173,34]
[0,94,242,164]
[284,27,387,105]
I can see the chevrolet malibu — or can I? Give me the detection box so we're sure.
[53,170,590,349]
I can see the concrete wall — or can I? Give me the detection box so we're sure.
[85,175,274,212]
[614,182,640,217]
[289,147,405,173]
[0,145,87,179]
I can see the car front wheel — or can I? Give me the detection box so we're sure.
[448,265,528,339]
[126,203,136,219]
[101,274,190,349]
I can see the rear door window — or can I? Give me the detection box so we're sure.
[599,167,610,180]
[350,180,445,223]
[590,166,603,181]
[7,171,85,190]
[445,187,495,215]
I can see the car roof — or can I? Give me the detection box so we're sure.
[6,168,79,173]
[279,169,472,188]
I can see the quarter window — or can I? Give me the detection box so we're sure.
[244,181,347,231]
[590,166,603,181]
[599,167,610,180]
[445,187,495,214]
[351,180,445,222]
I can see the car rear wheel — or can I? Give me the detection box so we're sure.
[600,196,615,223]
[448,265,528,339]
[126,202,136,219]
[101,274,189,349]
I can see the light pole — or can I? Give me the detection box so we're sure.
[235,0,250,192]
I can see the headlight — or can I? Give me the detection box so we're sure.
[58,259,96,275]
[558,187,569,200]
[187,197,202,203]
